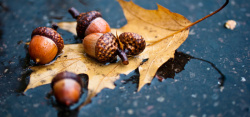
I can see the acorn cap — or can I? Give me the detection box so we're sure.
[119,32,146,55]
[51,71,83,88]
[31,27,64,53]
[76,11,102,39]
[95,33,118,63]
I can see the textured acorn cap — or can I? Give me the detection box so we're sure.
[51,71,83,88]
[95,33,118,63]
[76,11,102,39]
[119,32,146,55]
[31,27,64,53]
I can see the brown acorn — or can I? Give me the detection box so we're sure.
[119,32,146,55]
[51,71,83,106]
[29,24,64,64]
[68,7,111,39]
[83,32,128,65]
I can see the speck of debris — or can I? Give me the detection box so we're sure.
[157,96,165,102]
[119,86,125,90]
[121,80,125,83]
[189,72,195,78]
[40,80,46,84]
[33,103,39,108]
[241,77,246,82]
[220,86,224,92]
[133,101,138,107]
[232,101,236,105]
[225,20,237,30]
[191,94,197,98]
[190,114,197,117]
[240,89,244,93]
[202,114,207,117]
[236,58,242,62]
[18,40,24,45]
[115,107,120,112]
[211,94,219,100]
[213,102,219,107]
[127,109,134,115]
[4,69,8,73]
[145,95,150,100]
[147,105,154,110]
[17,78,21,81]
[206,67,210,70]
[189,29,196,35]
[203,94,207,99]
[46,68,52,71]
[218,38,224,43]
[9,61,15,64]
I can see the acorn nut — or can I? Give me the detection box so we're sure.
[51,71,83,106]
[83,32,129,65]
[68,7,111,39]
[119,32,146,55]
[29,24,64,64]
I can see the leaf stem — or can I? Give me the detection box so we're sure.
[187,0,229,29]
[151,0,229,45]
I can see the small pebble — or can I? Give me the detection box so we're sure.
[203,94,207,99]
[133,101,138,107]
[119,86,125,90]
[115,107,120,112]
[4,69,8,73]
[190,114,197,117]
[33,103,39,108]
[157,96,165,102]
[213,102,219,107]
[220,87,224,92]
[225,20,237,30]
[191,94,197,98]
[127,109,134,115]
[232,101,236,105]
[241,77,246,82]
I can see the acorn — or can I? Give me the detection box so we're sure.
[51,71,83,106]
[83,32,129,65]
[68,7,111,39]
[119,32,146,55]
[29,24,64,64]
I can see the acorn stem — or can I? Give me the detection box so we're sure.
[68,7,80,19]
[35,58,40,64]
[117,49,129,65]
[52,23,58,31]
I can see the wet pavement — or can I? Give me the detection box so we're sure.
[0,0,249,117]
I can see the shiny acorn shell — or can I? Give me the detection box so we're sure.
[31,27,64,53]
[51,71,83,88]
[51,71,83,106]
[119,32,146,55]
[76,11,102,39]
